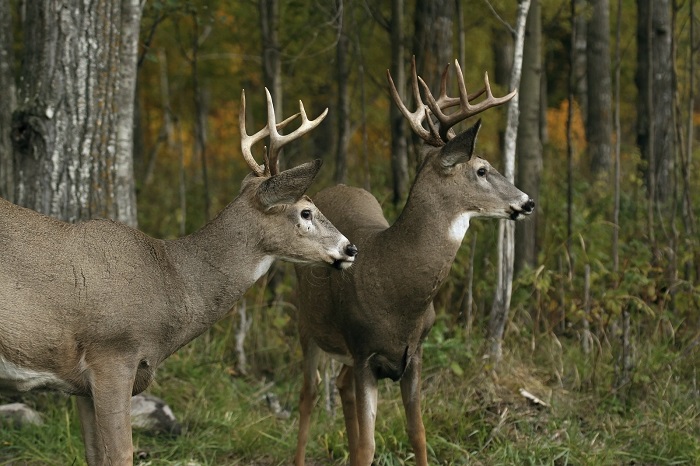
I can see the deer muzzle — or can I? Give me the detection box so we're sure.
[332,243,358,270]
[510,198,536,220]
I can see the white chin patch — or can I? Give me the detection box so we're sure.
[448,212,473,242]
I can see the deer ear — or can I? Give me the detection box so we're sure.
[439,118,481,168]
[257,159,323,208]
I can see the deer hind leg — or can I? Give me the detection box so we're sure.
[294,340,322,466]
[81,358,137,465]
[400,346,428,466]
[335,364,359,459]
[338,364,378,466]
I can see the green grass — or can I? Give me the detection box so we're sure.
[1,309,698,466]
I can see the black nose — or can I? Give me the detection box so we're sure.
[345,244,358,257]
[523,198,535,212]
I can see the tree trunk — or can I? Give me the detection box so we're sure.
[636,0,674,204]
[260,0,282,127]
[389,0,408,204]
[489,0,531,363]
[334,0,351,184]
[191,13,211,222]
[12,0,141,226]
[586,0,613,178]
[0,0,15,202]
[413,0,454,95]
[259,0,283,174]
[573,0,587,124]
[514,0,542,275]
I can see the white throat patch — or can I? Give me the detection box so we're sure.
[252,256,275,281]
[448,212,474,242]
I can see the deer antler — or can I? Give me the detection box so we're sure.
[239,88,328,176]
[387,56,443,147]
[387,57,516,147]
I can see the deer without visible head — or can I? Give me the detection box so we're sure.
[293,59,534,466]
[0,89,357,465]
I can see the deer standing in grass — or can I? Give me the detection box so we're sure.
[0,89,357,465]
[293,60,535,466]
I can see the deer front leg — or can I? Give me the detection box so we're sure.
[400,346,427,466]
[294,340,322,466]
[82,360,137,465]
[77,396,102,464]
[342,364,378,466]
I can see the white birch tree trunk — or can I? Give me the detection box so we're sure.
[488,0,531,363]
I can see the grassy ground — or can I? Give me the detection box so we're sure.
[1,310,698,466]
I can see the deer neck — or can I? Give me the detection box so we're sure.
[371,179,469,312]
[164,197,271,342]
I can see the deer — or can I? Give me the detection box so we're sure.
[0,88,357,466]
[293,59,535,466]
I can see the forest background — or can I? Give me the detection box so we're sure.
[0,0,698,465]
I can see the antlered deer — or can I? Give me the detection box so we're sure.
[0,89,357,465]
[293,59,534,465]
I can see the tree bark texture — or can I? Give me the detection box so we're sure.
[12,0,141,226]
[573,0,588,123]
[515,0,542,275]
[636,0,674,204]
[260,0,282,120]
[586,0,613,178]
[0,0,16,202]
[489,0,531,362]
[413,0,454,96]
[334,0,351,184]
[389,0,408,204]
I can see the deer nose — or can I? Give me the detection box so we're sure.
[345,244,358,257]
[523,198,535,213]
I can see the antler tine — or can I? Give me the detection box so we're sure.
[266,88,328,176]
[239,90,266,177]
[239,89,302,177]
[387,56,444,146]
[421,60,516,142]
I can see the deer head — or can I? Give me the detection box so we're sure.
[238,88,358,269]
[388,58,534,240]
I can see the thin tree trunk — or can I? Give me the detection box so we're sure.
[567,0,576,267]
[465,231,477,335]
[637,0,673,209]
[190,13,211,221]
[514,0,542,275]
[613,0,622,274]
[682,0,697,283]
[259,0,282,137]
[0,0,15,202]
[582,264,592,354]
[573,0,587,124]
[389,0,408,204]
[413,0,454,95]
[456,0,466,67]
[12,0,141,226]
[234,301,252,375]
[488,0,531,363]
[143,48,174,187]
[586,0,613,178]
[334,0,351,184]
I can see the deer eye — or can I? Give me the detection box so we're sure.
[301,209,313,221]
[477,167,487,177]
